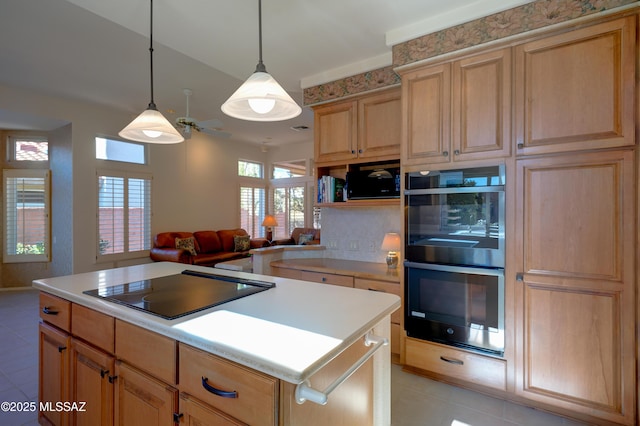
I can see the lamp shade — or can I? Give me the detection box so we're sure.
[261,214,278,227]
[381,233,401,252]
[221,71,302,122]
[119,108,184,144]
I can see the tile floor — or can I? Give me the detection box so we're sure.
[0,288,589,426]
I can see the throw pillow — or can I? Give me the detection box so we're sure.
[233,235,251,252]
[175,237,197,256]
[298,233,315,245]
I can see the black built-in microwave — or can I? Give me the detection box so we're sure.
[346,162,400,200]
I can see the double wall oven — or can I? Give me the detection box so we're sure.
[404,165,505,356]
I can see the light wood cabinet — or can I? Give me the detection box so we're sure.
[404,337,506,391]
[271,265,355,287]
[39,322,70,426]
[514,16,635,155]
[514,149,635,425]
[401,47,511,166]
[179,343,278,426]
[354,278,401,360]
[179,393,242,426]
[314,88,400,164]
[114,361,177,426]
[70,338,114,426]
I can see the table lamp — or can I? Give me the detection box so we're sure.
[381,233,401,269]
[262,215,278,243]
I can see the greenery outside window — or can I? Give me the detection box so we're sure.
[3,169,50,262]
[240,186,265,238]
[274,185,305,238]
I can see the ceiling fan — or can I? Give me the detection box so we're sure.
[175,89,231,139]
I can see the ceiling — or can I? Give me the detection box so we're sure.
[0,0,532,146]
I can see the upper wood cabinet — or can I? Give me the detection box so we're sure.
[515,16,635,155]
[314,88,401,164]
[401,47,511,166]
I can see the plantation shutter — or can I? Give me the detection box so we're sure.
[3,169,50,262]
[239,186,265,238]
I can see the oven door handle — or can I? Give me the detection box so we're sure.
[404,261,504,277]
[404,185,504,195]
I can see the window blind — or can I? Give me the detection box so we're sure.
[239,186,265,238]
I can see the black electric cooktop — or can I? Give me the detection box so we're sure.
[83,269,275,320]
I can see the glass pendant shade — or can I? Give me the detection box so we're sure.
[222,71,301,121]
[119,106,184,144]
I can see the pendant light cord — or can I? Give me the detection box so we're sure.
[148,0,157,110]
[255,0,266,73]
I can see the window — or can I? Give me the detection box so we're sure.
[8,136,48,162]
[240,186,265,238]
[96,137,146,165]
[97,171,152,260]
[3,169,50,262]
[274,186,305,238]
[273,160,306,178]
[238,160,263,178]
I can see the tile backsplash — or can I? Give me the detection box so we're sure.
[320,205,402,263]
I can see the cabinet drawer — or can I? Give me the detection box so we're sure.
[354,278,401,323]
[179,343,278,426]
[180,393,244,426]
[405,338,506,391]
[115,320,176,385]
[71,304,114,353]
[39,292,71,332]
[271,266,301,280]
[299,270,354,287]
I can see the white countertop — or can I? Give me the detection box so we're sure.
[32,262,400,385]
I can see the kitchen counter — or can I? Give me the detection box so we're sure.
[32,262,400,386]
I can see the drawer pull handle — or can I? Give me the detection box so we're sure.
[368,288,385,293]
[108,375,118,384]
[440,356,464,366]
[295,332,387,405]
[201,377,238,398]
[58,346,66,353]
[42,306,59,315]
[100,369,109,378]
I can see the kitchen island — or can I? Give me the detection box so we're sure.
[33,262,399,425]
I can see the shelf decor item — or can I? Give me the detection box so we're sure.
[381,233,401,269]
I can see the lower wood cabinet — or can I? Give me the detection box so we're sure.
[178,343,278,426]
[114,361,177,426]
[39,322,70,426]
[404,337,506,392]
[179,393,243,426]
[70,339,114,426]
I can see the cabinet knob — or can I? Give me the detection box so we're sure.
[358,149,363,154]
[516,273,524,281]
[351,150,356,154]
[443,151,449,157]
[517,143,524,149]
[453,150,460,155]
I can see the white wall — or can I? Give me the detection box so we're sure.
[0,83,314,283]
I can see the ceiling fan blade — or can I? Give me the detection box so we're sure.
[200,127,231,139]
[196,118,224,129]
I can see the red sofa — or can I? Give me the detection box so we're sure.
[149,229,269,267]
[272,227,321,246]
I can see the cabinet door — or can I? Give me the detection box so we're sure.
[314,100,357,163]
[402,63,451,165]
[39,322,70,426]
[515,150,635,425]
[515,16,635,155]
[357,89,401,159]
[70,339,114,426]
[114,361,178,426]
[452,48,511,161]
[179,393,243,426]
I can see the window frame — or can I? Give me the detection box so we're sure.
[96,169,153,262]
[7,134,49,164]
[3,169,51,263]
[95,136,148,165]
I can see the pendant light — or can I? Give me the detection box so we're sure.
[221,0,302,122]
[119,0,184,144]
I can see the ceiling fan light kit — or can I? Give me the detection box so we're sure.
[119,0,184,144]
[221,0,302,122]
